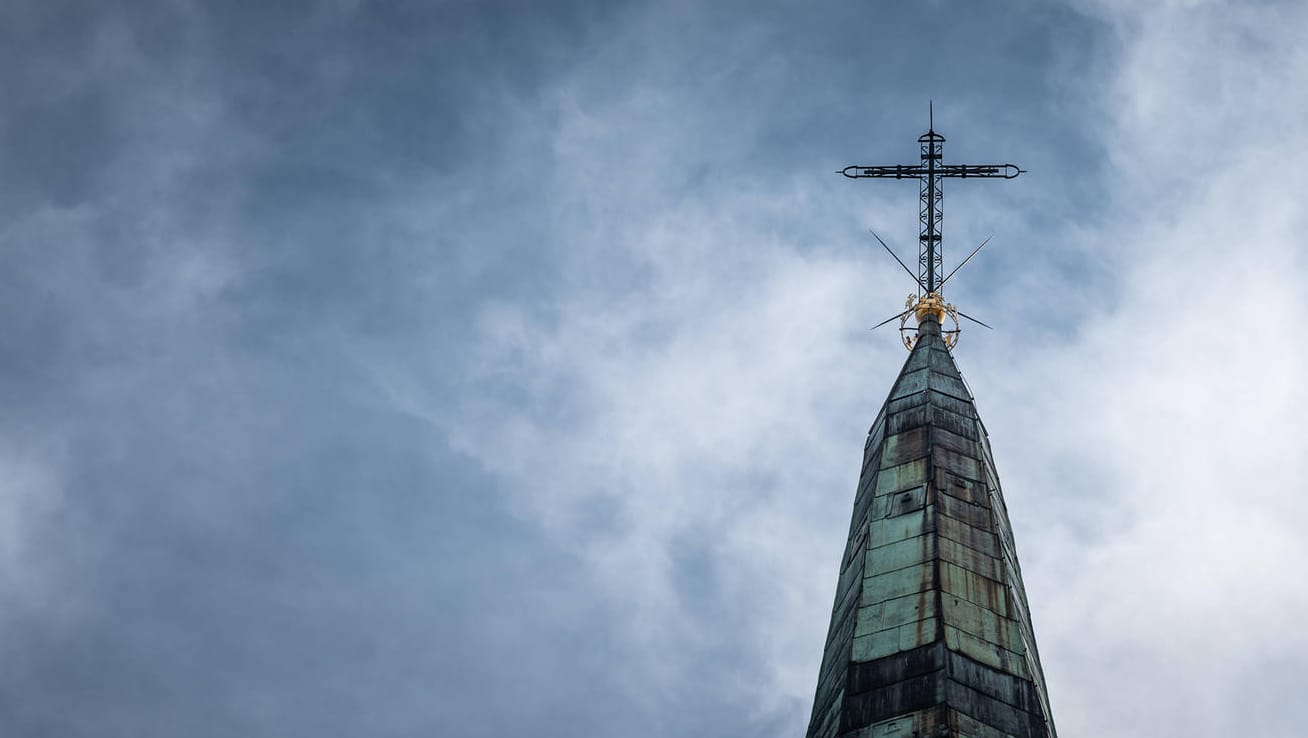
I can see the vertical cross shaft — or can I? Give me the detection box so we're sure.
[920,125,944,292]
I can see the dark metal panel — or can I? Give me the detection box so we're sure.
[926,347,963,378]
[924,390,977,419]
[840,671,942,733]
[949,709,1023,738]
[938,491,992,529]
[945,650,1045,715]
[879,427,931,469]
[928,371,973,401]
[933,425,982,456]
[942,681,1048,738]
[943,624,1029,680]
[847,643,945,695]
[937,514,1000,558]
[890,368,931,400]
[932,445,983,481]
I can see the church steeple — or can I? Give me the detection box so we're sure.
[808,119,1055,737]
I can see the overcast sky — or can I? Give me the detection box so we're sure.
[2,1,1307,736]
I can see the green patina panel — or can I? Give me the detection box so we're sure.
[852,617,939,662]
[863,562,935,604]
[938,536,1003,580]
[874,459,928,495]
[872,485,926,519]
[869,509,932,549]
[866,533,936,575]
[939,561,1010,617]
[944,625,1029,679]
[856,591,933,634]
[941,595,1024,652]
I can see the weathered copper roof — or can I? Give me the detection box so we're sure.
[806,318,1056,738]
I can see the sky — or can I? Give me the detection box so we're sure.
[1,1,1307,736]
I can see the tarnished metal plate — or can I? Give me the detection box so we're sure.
[857,591,934,634]
[879,427,930,469]
[928,371,972,401]
[863,562,936,604]
[925,390,975,419]
[938,536,1002,580]
[869,509,932,549]
[942,595,1023,652]
[939,561,1010,617]
[937,471,988,506]
[938,491,992,529]
[933,425,981,456]
[872,485,926,519]
[937,514,1000,558]
[926,347,962,378]
[852,617,939,662]
[933,445,983,480]
[944,625,1028,679]
[875,458,928,495]
[887,405,931,435]
[866,533,936,575]
[952,709,1022,738]
[889,368,931,399]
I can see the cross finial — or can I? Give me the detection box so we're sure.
[840,108,1022,349]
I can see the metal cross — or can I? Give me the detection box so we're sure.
[839,105,1023,295]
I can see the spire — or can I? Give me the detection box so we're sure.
[805,331,1057,738]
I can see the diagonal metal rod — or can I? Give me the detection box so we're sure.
[957,310,993,329]
[937,236,993,289]
[869,230,926,292]
[871,309,912,330]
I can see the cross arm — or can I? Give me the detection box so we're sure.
[839,163,1023,179]
[936,164,1024,179]
[839,164,927,179]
